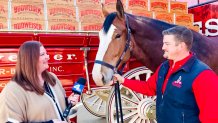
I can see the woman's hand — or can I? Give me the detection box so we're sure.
[67,93,80,106]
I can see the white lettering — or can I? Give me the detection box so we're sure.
[194,19,218,36]
[8,55,17,62]
[11,68,15,74]
[193,21,203,34]
[205,19,218,36]
[67,54,76,60]
[53,54,63,61]
[57,66,63,71]
[49,66,63,72]
[0,53,79,62]
[0,68,15,76]
[0,69,5,75]
[0,55,4,60]
[0,83,6,88]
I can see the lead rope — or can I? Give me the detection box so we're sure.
[113,14,130,123]
[113,70,124,123]
[44,82,65,121]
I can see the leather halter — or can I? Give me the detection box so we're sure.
[95,14,131,74]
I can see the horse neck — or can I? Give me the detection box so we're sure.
[127,15,169,71]
[126,14,218,74]
[128,15,162,36]
[192,32,218,74]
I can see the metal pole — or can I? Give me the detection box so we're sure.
[114,82,120,123]
[116,82,124,123]
[80,47,91,94]
[114,82,124,123]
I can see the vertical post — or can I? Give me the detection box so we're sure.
[114,82,124,123]
[114,82,120,123]
[80,47,91,94]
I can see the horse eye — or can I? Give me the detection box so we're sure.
[115,34,121,39]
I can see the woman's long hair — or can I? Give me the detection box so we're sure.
[12,41,56,95]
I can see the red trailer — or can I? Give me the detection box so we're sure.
[0,31,143,120]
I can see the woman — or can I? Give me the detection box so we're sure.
[0,41,76,123]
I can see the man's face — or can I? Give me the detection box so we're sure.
[162,35,181,60]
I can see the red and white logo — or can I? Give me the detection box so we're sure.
[172,76,182,88]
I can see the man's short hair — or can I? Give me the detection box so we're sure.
[162,26,193,50]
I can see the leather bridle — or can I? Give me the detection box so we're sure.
[95,14,131,74]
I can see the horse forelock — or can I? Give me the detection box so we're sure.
[103,12,117,33]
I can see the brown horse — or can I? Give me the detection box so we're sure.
[92,1,218,86]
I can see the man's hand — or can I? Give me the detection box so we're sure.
[113,74,125,84]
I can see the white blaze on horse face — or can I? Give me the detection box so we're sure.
[92,25,116,86]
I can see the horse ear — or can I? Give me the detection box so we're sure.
[116,0,125,19]
[101,3,109,17]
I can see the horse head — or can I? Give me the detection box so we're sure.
[92,1,132,86]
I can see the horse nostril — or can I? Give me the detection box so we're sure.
[101,75,104,80]
[102,75,106,85]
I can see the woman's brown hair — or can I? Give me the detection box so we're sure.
[12,41,56,95]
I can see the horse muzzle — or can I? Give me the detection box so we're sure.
[92,64,114,86]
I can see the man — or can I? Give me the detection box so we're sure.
[113,26,218,123]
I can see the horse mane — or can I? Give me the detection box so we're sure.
[129,14,214,59]
[103,12,175,34]
[126,13,175,33]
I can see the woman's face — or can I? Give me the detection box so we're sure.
[38,46,49,73]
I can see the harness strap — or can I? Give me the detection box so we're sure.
[95,60,115,70]
[95,60,125,75]
[94,14,131,75]
[44,82,65,121]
